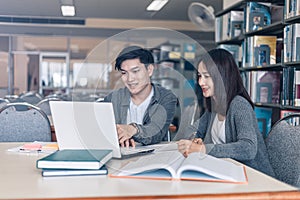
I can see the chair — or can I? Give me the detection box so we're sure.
[265,114,300,187]
[0,102,52,142]
[36,97,62,116]
[172,100,200,141]
[4,95,25,103]
[0,98,9,110]
[20,91,43,105]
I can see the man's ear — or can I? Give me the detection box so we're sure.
[147,64,154,76]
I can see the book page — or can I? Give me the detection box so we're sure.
[177,152,247,183]
[115,151,185,179]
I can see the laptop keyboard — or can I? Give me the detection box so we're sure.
[120,147,153,155]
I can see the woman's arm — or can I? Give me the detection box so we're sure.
[205,99,258,161]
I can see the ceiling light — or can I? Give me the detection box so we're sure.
[61,5,75,16]
[146,0,169,11]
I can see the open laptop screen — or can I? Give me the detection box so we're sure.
[49,101,122,158]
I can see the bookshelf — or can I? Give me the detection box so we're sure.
[215,0,300,130]
[150,42,201,136]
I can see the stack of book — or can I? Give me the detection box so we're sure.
[36,149,113,177]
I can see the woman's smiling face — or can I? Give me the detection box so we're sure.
[197,61,214,98]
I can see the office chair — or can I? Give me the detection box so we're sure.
[0,102,52,142]
[265,114,300,188]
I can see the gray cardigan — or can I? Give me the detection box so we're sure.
[185,95,275,177]
[104,84,177,145]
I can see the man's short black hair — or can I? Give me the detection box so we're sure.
[115,46,154,71]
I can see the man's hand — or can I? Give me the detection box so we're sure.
[122,138,136,148]
[116,124,137,147]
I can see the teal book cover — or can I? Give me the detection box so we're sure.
[255,107,272,138]
[37,149,113,170]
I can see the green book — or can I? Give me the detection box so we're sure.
[42,165,108,177]
[36,149,113,170]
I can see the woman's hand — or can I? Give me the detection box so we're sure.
[177,138,206,157]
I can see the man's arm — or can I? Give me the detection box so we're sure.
[133,91,177,145]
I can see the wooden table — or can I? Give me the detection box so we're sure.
[0,142,299,200]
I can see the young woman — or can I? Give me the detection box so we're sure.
[177,48,274,177]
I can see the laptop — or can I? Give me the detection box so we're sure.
[49,101,154,159]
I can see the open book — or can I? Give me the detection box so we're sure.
[110,151,247,184]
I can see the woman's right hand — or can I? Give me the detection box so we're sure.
[177,138,205,157]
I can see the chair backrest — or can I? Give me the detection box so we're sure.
[0,102,52,142]
[5,95,25,103]
[0,98,9,110]
[20,91,43,105]
[173,100,200,140]
[265,114,300,187]
[36,98,62,116]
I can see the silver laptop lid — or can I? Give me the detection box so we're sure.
[49,101,122,158]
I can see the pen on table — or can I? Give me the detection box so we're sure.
[19,148,42,153]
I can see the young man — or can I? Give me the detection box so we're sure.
[104,46,177,147]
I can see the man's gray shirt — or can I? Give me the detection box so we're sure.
[104,83,177,145]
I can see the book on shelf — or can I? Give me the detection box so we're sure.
[256,82,273,103]
[36,149,113,170]
[160,44,181,60]
[246,71,257,102]
[282,68,289,106]
[280,110,300,125]
[245,2,271,33]
[294,70,300,106]
[110,151,248,184]
[228,11,244,39]
[244,35,277,67]
[183,43,196,60]
[218,44,241,66]
[41,165,108,177]
[256,71,281,104]
[284,23,300,63]
[285,0,300,19]
[276,38,283,63]
[285,67,297,106]
[255,107,272,138]
[292,24,300,62]
[288,69,300,106]
[244,71,281,104]
[215,15,223,42]
[222,13,229,41]
[284,25,293,63]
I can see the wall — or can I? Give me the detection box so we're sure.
[223,0,242,9]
